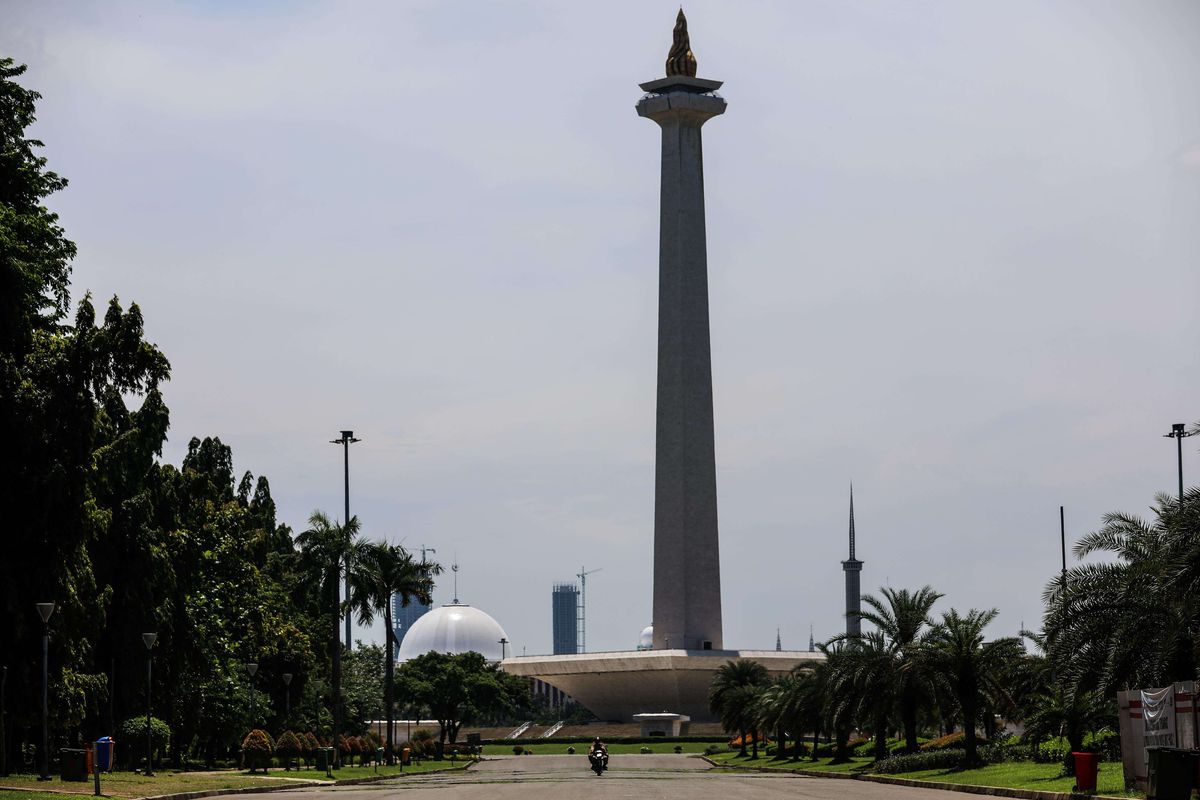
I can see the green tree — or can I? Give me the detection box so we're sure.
[926,608,1022,765]
[296,512,361,767]
[709,659,769,757]
[1021,687,1113,776]
[827,631,896,761]
[858,586,942,753]
[395,651,528,748]
[1044,486,1200,695]
[347,541,439,763]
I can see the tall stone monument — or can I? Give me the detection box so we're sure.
[638,10,726,652]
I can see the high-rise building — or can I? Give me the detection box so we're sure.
[842,485,864,637]
[391,593,432,658]
[552,583,579,655]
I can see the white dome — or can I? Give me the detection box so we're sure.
[638,625,653,650]
[397,603,509,663]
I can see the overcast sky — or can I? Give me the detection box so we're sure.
[5,1,1199,657]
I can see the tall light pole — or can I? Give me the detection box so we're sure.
[330,430,361,649]
[141,633,156,776]
[282,673,293,719]
[246,663,258,729]
[36,603,55,781]
[1164,423,1197,503]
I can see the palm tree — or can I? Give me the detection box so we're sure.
[816,641,859,763]
[710,659,770,757]
[859,586,942,753]
[828,631,897,761]
[348,541,440,764]
[926,608,1022,765]
[1044,489,1200,695]
[296,511,361,767]
[1021,687,1114,776]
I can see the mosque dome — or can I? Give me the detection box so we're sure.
[637,625,654,651]
[397,603,509,663]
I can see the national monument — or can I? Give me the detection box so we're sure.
[503,11,820,722]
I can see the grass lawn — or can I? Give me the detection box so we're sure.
[900,761,1140,797]
[0,759,469,799]
[708,750,872,773]
[479,741,715,755]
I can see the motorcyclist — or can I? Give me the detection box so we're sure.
[589,737,609,770]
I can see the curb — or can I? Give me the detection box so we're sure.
[700,759,1132,800]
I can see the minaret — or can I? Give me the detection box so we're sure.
[640,10,727,652]
[775,628,782,651]
[808,624,815,652]
[841,485,863,637]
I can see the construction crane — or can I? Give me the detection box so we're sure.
[576,566,602,653]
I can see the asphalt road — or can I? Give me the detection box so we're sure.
[234,755,984,800]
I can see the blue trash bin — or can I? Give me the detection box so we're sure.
[95,737,114,772]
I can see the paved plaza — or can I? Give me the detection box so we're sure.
[234,755,990,800]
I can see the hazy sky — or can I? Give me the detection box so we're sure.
[5,1,1199,657]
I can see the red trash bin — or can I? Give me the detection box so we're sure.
[1073,752,1099,792]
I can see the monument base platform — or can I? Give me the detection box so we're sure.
[502,649,823,723]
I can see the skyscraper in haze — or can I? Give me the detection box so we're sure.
[391,593,432,657]
[552,582,579,655]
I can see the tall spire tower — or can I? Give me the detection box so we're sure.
[639,10,726,652]
[842,484,863,637]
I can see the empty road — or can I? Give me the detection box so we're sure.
[233,755,991,800]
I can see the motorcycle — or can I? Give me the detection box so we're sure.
[588,747,608,775]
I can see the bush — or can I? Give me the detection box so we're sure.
[276,731,303,769]
[513,745,524,755]
[117,716,171,768]
[920,732,988,752]
[242,729,274,773]
[567,746,576,754]
[704,744,722,756]
[674,745,683,754]
[874,748,982,774]
[640,746,652,754]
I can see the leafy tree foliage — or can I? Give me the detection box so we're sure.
[395,651,529,746]
[709,659,769,757]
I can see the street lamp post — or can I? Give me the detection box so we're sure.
[282,673,293,718]
[330,430,361,649]
[36,603,55,781]
[1165,423,1197,503]
[498,638,508,660]
[142,633,156,776]
[246,663,258,728]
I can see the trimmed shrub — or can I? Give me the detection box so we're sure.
[567,746,576,754]
[242,729,274,773]
[117,716,171,768]
[920,732,988,752]
[640,746,652,754]
[513,745,525,755]
[276,731,303,770]
[874,748,980,774]
[704,744,723,756]
[674,745,683,754]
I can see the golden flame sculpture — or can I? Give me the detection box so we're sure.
[665,9,697,77]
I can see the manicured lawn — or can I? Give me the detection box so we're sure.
[900,761,1140,797]
[479,741,716,755]
[708,750,872,772]
[0,770,304,798]
[0,759,469,799]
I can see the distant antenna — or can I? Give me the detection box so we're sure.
[451,561,459,604]
[420,545,437,563]
[576,565,602,653]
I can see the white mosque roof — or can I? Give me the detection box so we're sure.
[396,603,509,663]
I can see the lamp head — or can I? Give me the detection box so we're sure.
[1173,423,1186,434]
[282,673,293,685]
[142,632,157,650]
[36,602,55,624]
[246,662,258,677]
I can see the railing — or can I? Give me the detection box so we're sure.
[506,721,533,739]
[541,721,565,738]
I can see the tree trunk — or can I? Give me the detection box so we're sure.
[751,728,758,759]
[962,686,978,765]
[902,686,919,753]
[874,714,888,761]
[810,727,819,761]
[739,726,747,757]
[832,725,851,763]
[778,724,786,760]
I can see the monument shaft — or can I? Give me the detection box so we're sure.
[639,80,726,652]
